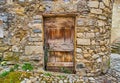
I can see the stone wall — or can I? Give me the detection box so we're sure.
[112,0,120,43]
[0,0,113,76]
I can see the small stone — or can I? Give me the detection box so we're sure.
[92,54,100,59]
[88,1,99,8]
[76,79,84,83]
[35,81,40,83]
[33,29,42,33]
[100,2,105,9]
[100,41,106,45]
[76,54,83,59]
[0,46,10,52]
[64,80,67,82]
[21,80,26,83]
[88,50,94,54]
[99,15,107,20]
[101,46,106,51]
[26,80,32,83]
[77,39,90,45]
[59,80,63,83]
[76,63,85,69]
[83,50,88,54]
[85,33,95,38]
[77,18,85,26]
[76,48,82,53]
[28,37,42,42]
[97,20,105,26]
[97,58,102,63]
[91,9,102,14]
[103,0,110,7]
[12,45,19,52]
[91,40,96,45]
[87,19,96,26]
[77,33,84,38]
[84,54,91,59]
[88,77,95,83]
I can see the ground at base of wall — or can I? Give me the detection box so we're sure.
[0,53,120,83]
[15,54,120,83]
[21,69,120,83]
[0,69,119,83]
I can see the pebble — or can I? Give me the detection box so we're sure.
[59,80,63,83]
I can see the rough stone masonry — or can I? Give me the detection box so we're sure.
[0,0,114,76]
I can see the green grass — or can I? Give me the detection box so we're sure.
[0,71,10,78]
[60,67,72,74]
[22,63,33,71]
[14,64,19,70]
[43,72,52,77]
[57,75,65,79]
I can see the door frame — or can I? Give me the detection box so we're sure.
[42,14,77,73]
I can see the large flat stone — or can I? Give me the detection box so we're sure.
[25,46,43,55]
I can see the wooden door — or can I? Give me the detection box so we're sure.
[44,16,75,73]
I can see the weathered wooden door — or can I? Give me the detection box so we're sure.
[44,16,75,73]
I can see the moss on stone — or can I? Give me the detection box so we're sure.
[13,52,22,56]
[0,46,10,52]
[0,71,31,83]
[3,52,20,62]
[4,55,19,62]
